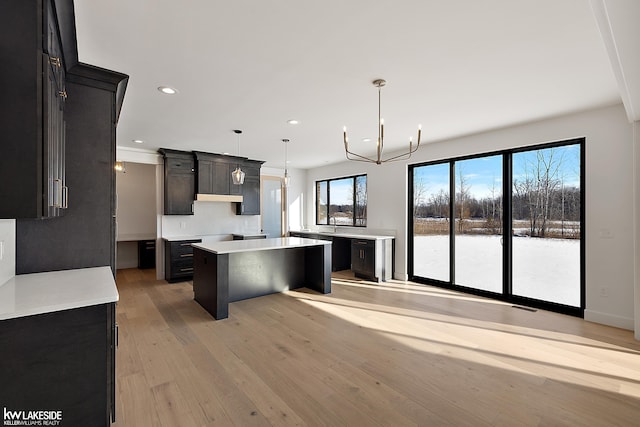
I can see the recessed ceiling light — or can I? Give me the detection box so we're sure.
[223,152,230,155]
[287,119,299,125]
[158,86,178,95]
[132,139,144,144]
[362,138,372,142]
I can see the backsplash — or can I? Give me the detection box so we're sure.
[161,201,260,238]
[0,219,16,284]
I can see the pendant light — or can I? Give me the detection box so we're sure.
[231,129,245,185]
[282,138,290,187]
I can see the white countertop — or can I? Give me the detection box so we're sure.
[0,266,119,321]
[290,230,395,241]
[193,237,331,255]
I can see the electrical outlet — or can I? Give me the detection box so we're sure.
[180,221,187,230]
[599,287,609,297]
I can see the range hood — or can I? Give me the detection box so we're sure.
[196,194,243,203]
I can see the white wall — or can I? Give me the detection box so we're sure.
[305,103,635,331]
[0,219,15,285]
[161,201,261,238]
[116,162,157,240]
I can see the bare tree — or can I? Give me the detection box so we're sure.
[456,166,471,233]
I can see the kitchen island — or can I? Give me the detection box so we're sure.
[192,237,332,319]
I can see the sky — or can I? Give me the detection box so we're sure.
[413,143,581,200]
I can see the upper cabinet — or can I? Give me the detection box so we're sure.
[160,149,195,215]
[0,0,69,218]
[235,159,264,215]
[194,151,243,196]
[162,150,263,216]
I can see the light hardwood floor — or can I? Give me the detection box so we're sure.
[113,268,640,426]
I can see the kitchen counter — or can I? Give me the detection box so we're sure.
[0,266,118,320]
[290,230,394,241]
[193,237,331,319]
[193,237,331,254]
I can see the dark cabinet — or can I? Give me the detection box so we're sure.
[164,238,202,283]
[0,303,117,426]
[160,149,195,215]
[236,160,264,215]
[0,0,68,218]
[138,240,156,269]
[194,151,246,196]
[351,239,376,280]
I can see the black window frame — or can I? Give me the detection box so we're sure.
[316,174,367,227]
[408,137,585,318]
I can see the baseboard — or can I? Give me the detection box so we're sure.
[584,309,634,330]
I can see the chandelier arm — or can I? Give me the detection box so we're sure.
[345,148,380,163]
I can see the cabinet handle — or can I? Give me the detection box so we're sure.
[180,267,194,272]
[180,253,193,257]
[62,186,68,209]
[49,56,61,67]
[52,179,63,207]
[58,90,68,99]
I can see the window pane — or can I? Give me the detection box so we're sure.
[329,178,353,225]
[412,163,450,282]
[454,155,503,293]
[316,181,328,224]
[512,144,581,306]
[355,175,367,226]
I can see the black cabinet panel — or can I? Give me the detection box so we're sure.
[0,303,116,426]
[0,0,66,219]
[160,149,195,215]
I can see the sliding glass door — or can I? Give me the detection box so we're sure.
[454,155,503,293]
[412,163,450,282]
[511,145,582,306]
[409,138,583,316]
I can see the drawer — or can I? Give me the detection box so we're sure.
[170,258,195,276]
[169,239,201,259]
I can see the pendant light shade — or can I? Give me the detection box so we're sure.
[232,129,245,185]
[231,166,245,185]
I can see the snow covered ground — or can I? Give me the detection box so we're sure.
[413,235,580,307]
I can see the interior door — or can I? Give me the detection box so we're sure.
[262,176,283,237]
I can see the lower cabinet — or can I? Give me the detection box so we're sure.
[351,239,376,280]
[0,303,116,426]
[164,238,202,282]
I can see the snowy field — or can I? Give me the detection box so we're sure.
[413,235,580,307]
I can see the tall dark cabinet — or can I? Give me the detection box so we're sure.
[1,1,128,425]
[0,0,70,218]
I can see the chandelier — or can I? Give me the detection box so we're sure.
[343,79,421,164]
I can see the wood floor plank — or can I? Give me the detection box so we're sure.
[112,268,640,426]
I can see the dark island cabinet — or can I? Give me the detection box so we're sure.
[236,160,264,215]
[1,0,68,218]
[165,238,202,282]
[160,149,195,215]
[0,303,117,426]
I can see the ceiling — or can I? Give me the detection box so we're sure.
[73,0,624,170]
